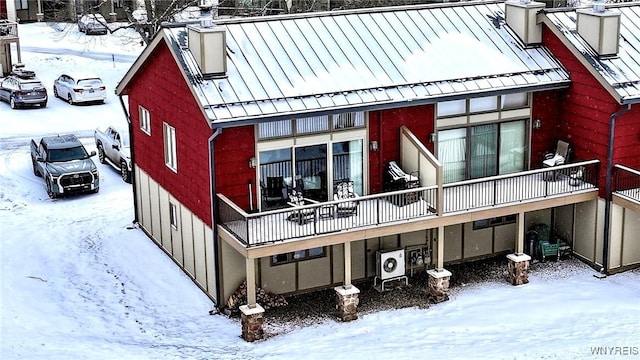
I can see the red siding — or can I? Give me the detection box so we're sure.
[543,26,640,195]
[370,104,435,193]
[531,90,564,165]
[214,126,256,210]
[126,42,213,226]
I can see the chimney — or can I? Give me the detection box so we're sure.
[187,4,227,79]
[505,0,546,46]
[576,1,621,56]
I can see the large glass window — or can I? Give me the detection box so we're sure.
[333,140,363,195]
[438,120,526,183]
[295,144,327,202]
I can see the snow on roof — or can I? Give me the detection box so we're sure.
[542,3,640,105]
[119,1,571,124]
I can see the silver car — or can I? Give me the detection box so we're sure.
[53,73,106,105]
[0,71,48,109]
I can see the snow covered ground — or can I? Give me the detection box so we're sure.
[1,22,639,360]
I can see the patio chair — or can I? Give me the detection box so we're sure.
[286,185,317,224]
[569,166,584,186]
[333,180,359,217]
[261,176,285,206]
[542,140,571,181]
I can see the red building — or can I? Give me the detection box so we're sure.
[116,1,640,341]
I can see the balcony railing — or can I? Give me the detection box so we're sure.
[0,21,18,39]
[218,160,599,247]
[614,165,640,203]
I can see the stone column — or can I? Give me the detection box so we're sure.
[239,304,265,342]
[427,269,452,303]
[507,253,532,286]
[334,285,360,322]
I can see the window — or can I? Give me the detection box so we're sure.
[139,106,151,135]
[113,0,124,8]
[15,0,28,10]
[257,112,365,140]
[438,120,526,183]
[169,202,178,230]
[163,123,177,171]
[271,247,325,265]
[473,215,517,230]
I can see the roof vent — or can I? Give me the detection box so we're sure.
[505,0,546,46]
[199,4,213,28]
[592,0,605,13]
[577,4,620,56]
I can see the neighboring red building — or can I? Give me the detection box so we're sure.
[117,1,640,341]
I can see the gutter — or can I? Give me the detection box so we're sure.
[208,127,223,307]
[119,95,139,224]
[602,104,631,273]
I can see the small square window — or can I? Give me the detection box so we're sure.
[169,202,178,230]
[139,106,151,135]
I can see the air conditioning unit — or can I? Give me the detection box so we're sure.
[376,249,405,280]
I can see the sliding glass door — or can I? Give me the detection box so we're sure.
[438,120,526,183]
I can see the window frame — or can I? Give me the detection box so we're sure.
[139,106,151,135]
[163,122,177,172]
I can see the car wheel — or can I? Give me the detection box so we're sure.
[32,158,41,177]
[53,86,59,98]
[97,143,106,163]
[67,94,74,105]
[120,161,131,183]
[9,96,17,109]
[46,178,57,199]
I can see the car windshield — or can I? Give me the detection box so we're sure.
[78,79,103,87]
[21,82,43,90]
[49,146,89,162]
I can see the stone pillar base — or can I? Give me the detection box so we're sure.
[108,12,117,22]
[507,253,531,286]
[239,304,265,342]
[36,13,44,22]
[427,269,452,303]
[334,285,360,322]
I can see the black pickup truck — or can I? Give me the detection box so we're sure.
[30,134,100,199]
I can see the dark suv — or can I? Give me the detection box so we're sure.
[0,67,48,109]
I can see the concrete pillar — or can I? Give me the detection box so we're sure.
[427,268,452,303]
[334,285,360,322]
[507,253,531,286]
[239,304,265,342]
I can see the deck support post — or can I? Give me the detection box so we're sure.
[240,257,265,341]
[428,226,451,303]
[335,241,359,321]
[507,253,531,286]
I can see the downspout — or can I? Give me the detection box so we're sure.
[602,104,631,273]
[119,95,138,224]
[208,127,223,308]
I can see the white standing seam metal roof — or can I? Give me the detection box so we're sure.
[120,1,571,125]
[542,4,640,105]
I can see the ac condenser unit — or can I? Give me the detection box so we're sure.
[376,249,405,280]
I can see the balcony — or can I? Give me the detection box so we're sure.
[218,160,600,254]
